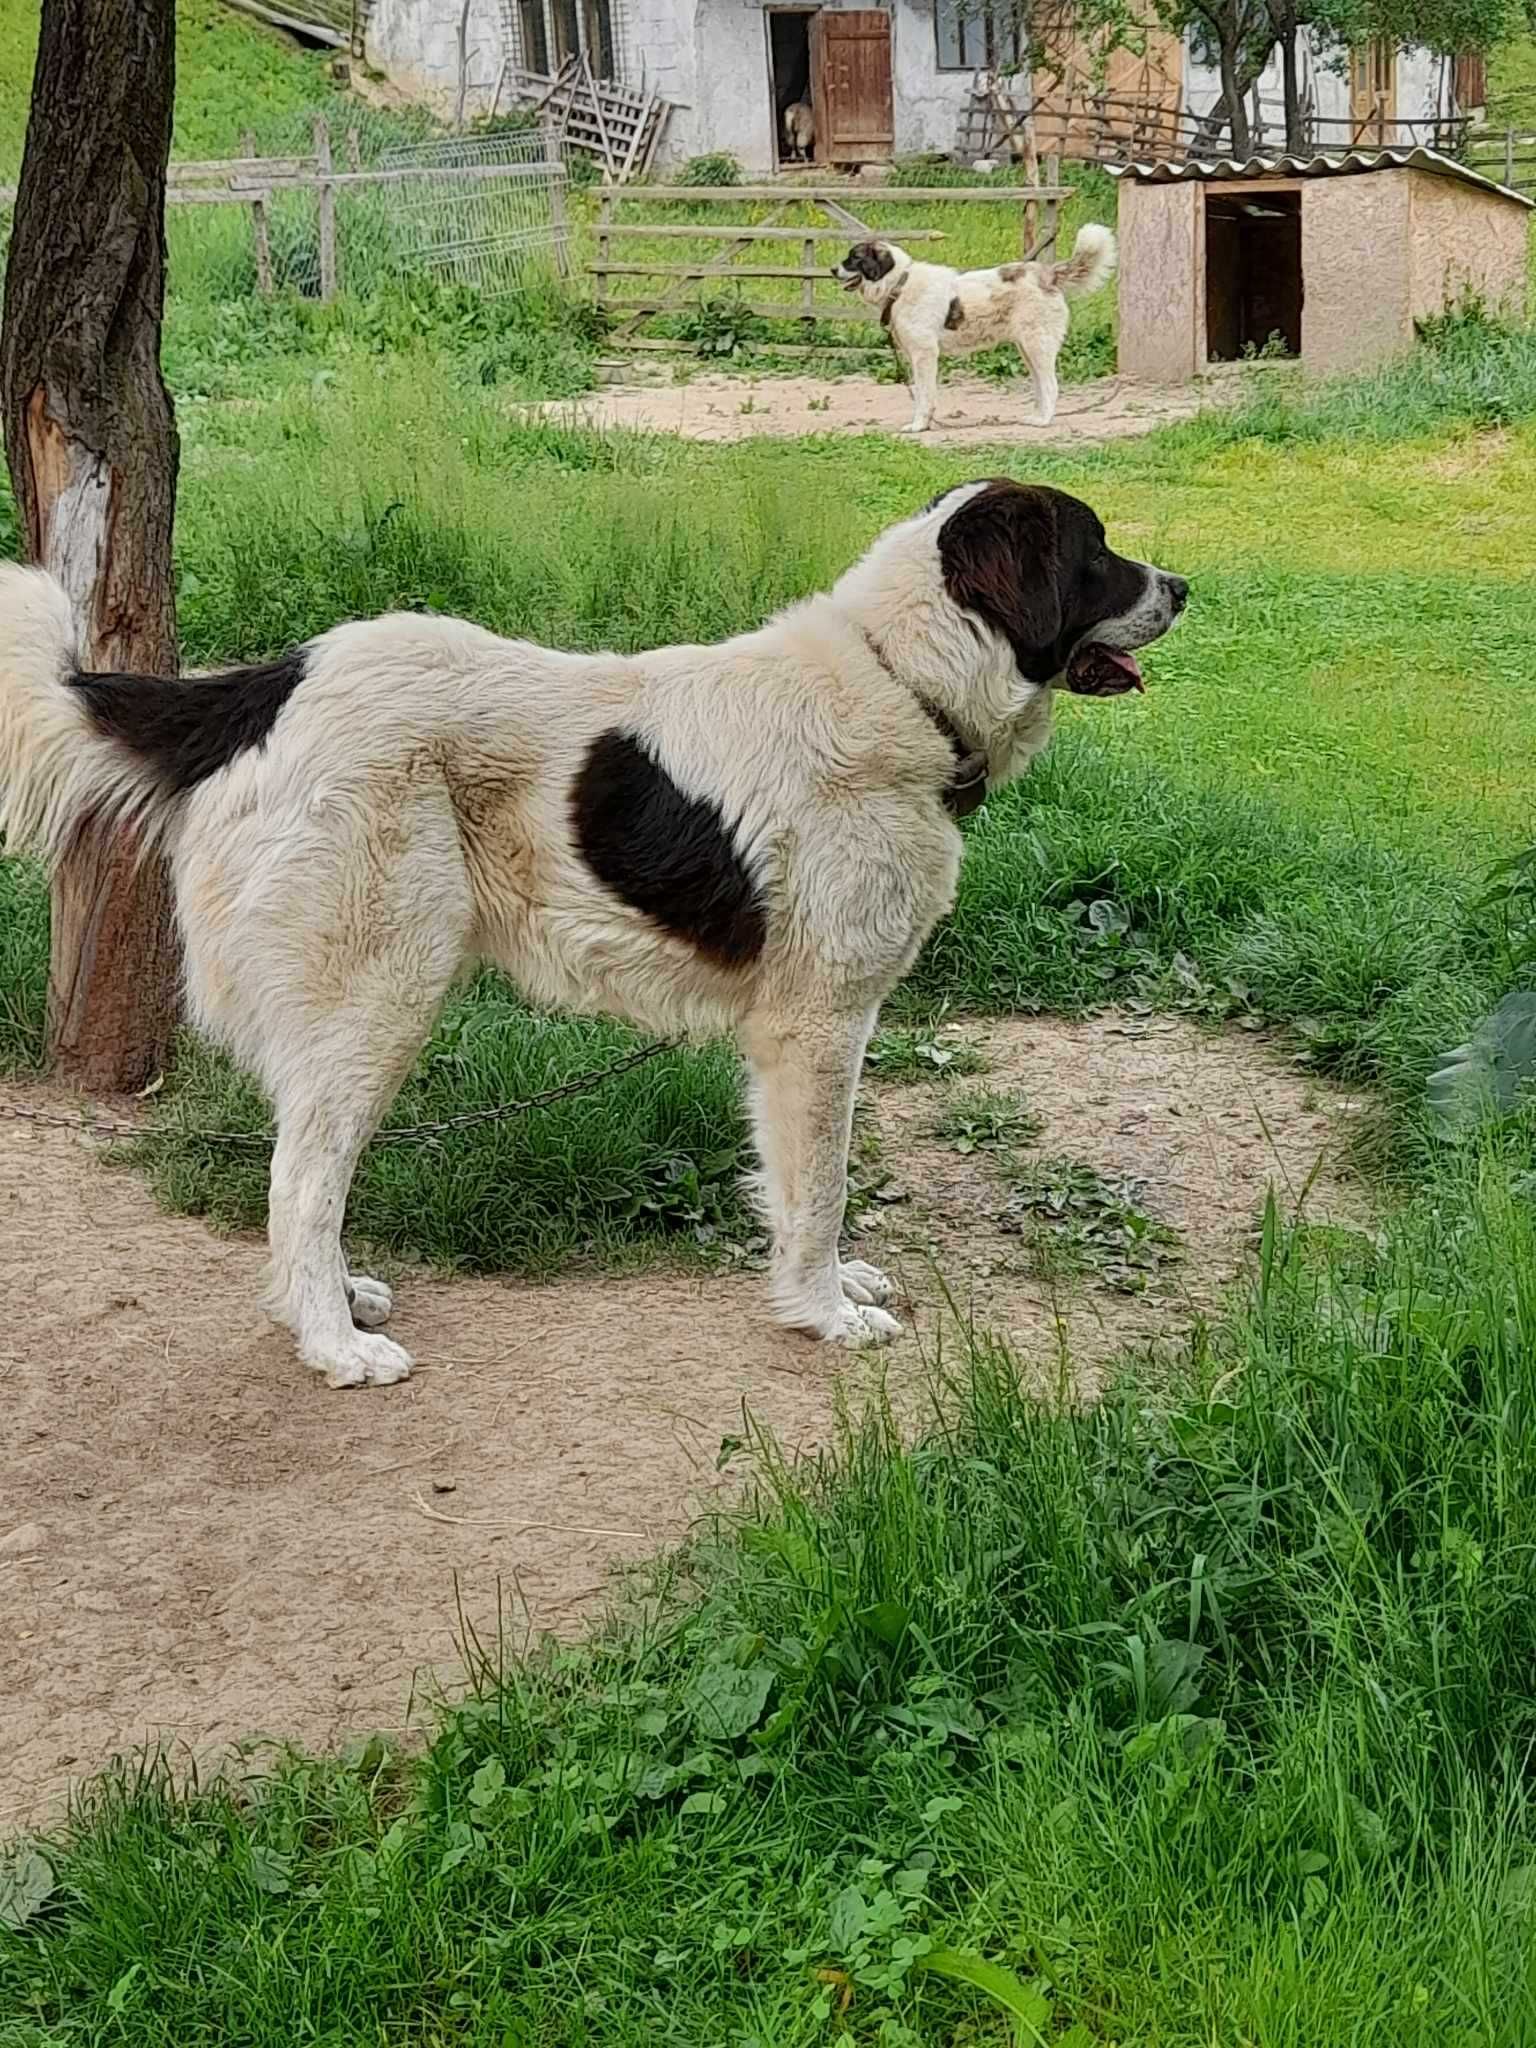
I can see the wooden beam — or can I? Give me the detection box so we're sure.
[221,0,348,48]
[617,183,1075,202]
[602,297,872,322]
[601,222,946,242]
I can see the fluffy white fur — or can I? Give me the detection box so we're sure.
[834,223,1117,433]
[0,485,1178,1389]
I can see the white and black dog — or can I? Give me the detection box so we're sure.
[0,482,1186,1389]
[833,225,1117,433]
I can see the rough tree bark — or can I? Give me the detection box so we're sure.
[0,0,181,1094]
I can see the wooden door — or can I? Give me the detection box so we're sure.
[811,10,894,164]
[1349,41,1397,142]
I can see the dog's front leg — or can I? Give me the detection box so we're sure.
[901,345,939,434]
[742,1006,901,1347]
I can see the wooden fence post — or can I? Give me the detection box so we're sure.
[547,125,570,277]
[314,113,337,302]
[1507,127,1516,188]
[1044,154,1061,258]
[243,127,274,296]
[596,184,612,317]
[1020,112,1039,255]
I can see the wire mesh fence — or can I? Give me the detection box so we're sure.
[166,106,571,302]
[0,103,572,311]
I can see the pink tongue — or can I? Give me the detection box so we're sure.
[1094,646,1144,691]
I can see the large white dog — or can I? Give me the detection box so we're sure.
[0,481,1186,1388]
[833,224,1117,433]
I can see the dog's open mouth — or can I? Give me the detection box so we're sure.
[1063,643,1144,696]
[837,273,860,291]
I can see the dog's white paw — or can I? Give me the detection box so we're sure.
[314,1333,414,1390]
[840,1259,894,1307]
[901,421,931,436]
[825,1302,903,1348]
[347,1275,394,1329]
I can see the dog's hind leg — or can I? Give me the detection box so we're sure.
[198,782,474,1388]
[1020,328,1061,427]
[742,1005,901,1347]
[901,345,940,434]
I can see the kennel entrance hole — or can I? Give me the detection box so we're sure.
[1204,187,1302,362]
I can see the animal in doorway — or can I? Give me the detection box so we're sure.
[0,482,1185,1388]
[833,224,1117,432]
[783,99,814,163]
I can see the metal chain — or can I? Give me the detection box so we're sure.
[0,1038,676,1151]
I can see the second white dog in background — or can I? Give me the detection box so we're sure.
[833,223,1116,434]
[783,100,815,163]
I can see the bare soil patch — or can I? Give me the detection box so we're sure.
[1,1014,1361,1829]
[531,373,1204,445]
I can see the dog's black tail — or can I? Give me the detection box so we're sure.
[0,561,307,864]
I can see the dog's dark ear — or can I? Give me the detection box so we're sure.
[937,482,1063,682]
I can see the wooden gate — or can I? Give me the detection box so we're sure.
[590,180,1073,357]
[811,10,894,165]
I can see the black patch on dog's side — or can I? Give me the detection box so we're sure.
[944,296,965,331]
[937,479,1151,684]
[572,729,767,968]
[69,650,309,797]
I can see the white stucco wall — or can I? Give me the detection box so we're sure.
[650,0,973,171]
[366,0,512,119]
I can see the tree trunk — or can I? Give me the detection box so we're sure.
[1220,48,1253,155]
[1278,17,1303,150]
[1,0,181,1095]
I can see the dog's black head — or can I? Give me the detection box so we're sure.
[934,480,1188,693]
[833,240,896,292]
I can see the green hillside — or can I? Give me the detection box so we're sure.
[0,0,344,175]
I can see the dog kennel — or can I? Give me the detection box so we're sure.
[1111,149,1531,382]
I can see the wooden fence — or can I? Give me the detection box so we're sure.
[1467,128,1536,195]
[984,88,1471,166]
[591,180,1073,355]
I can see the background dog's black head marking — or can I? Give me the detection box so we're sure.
[572,729,767,968]
[936,481,1150,685]
[944,296,965,330]
[841,241,894,284]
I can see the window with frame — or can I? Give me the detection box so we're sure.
[936,0,1021,72]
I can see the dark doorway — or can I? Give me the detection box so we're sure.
[769,10,814,166]
[1204,188,1302,361]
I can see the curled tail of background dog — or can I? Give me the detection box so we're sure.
[1049,223,1117,298]
[0,560,308,869]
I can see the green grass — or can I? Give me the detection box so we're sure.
[8,1157,1536,2044]
[5,325,1535,1247]
[0,0,347,177]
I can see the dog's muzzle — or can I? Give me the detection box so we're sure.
[831,266,860,292]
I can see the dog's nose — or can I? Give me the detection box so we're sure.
[1165,574,1189,613]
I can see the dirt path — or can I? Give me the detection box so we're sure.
[0,1015,1361,1830]
[531,373,1203,445]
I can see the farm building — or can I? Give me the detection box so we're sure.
[1111,150,1532,383]
[258,3,1491,175]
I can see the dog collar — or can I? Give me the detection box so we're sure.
[861,631,989,820]
[879,268,911,330]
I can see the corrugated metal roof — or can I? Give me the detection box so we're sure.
[1107,146,1533,208]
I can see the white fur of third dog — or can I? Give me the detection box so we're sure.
[834,224,1116,434]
